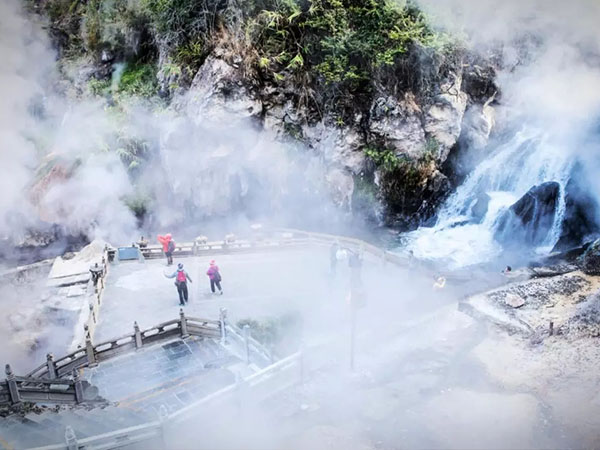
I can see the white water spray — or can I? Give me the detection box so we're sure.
[404,127,574,268]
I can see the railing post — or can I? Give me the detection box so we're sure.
[46,353,57,379]
[134,321,143,349]
[5,364,20,404]
[180,309,189,338]
[158,404,169,450]
[219,307,228,344]
[73,369,84,403]
[243,324,251,365]
[85,326,97,367]
[65,426,78,450]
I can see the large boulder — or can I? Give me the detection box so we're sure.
[495,182,560,246]
[553,164,600,251]
[580,239,600,275]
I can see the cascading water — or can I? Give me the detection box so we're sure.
[403,127,573,268]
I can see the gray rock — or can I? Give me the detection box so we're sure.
[504,293,525,308]
[424,74,468,161]
[303,120,366,175]
[581,239,600,275]
[174,54,262,128]
[368,94,426,158]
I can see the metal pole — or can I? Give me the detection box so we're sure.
[350,308,356,371]
[219,307,228,344]
[243,324,251,365]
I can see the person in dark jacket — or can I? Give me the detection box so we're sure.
[206,260,223,295]
[165,263,193,305]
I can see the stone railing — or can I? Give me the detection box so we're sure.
[81,248,111,344]
[22,309,224,383]
[29,351,304,450]
[0,364,100,406]
[108,228,410,268]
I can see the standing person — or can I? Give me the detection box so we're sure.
[165,263,193,306]
[157,233,175,266]
[206,260,223,295]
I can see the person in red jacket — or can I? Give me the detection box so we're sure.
[206,260,223,295]
[157,233,175,265]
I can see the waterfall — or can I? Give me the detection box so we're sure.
[403,127,574,268]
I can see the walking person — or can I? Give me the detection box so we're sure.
[157,233,175,266]
[165,263,193,306]
[206,260,223,295]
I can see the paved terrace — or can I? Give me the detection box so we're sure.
[95,246,451,347]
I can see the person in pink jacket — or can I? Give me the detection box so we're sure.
[206,260,223,295]
[157,233,175,265]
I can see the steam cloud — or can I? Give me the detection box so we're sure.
[0,0,348,249]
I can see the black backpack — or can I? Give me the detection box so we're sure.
[167,240,175,252]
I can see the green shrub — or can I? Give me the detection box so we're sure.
[117,63,158,97]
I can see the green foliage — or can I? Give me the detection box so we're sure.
[246,0,448,91]
[117,63,158,97]
[123,192,152,220]
[365,146,401,172]
[88,78,112,96]
[142,0,218,46]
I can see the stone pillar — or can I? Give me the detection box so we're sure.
[243,324,251,365]
[46,353,57,379]
[5,364,20,404]
[134,321,143,349]
[180,309,189,338]
[219,307,228,344]
[73,369,84,403]
[85,328,97,367]
[65,426,78,450]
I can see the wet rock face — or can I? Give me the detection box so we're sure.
[580,239,600,275]
[495,181,560,246]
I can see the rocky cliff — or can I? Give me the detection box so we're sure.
[30,0,499,230]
